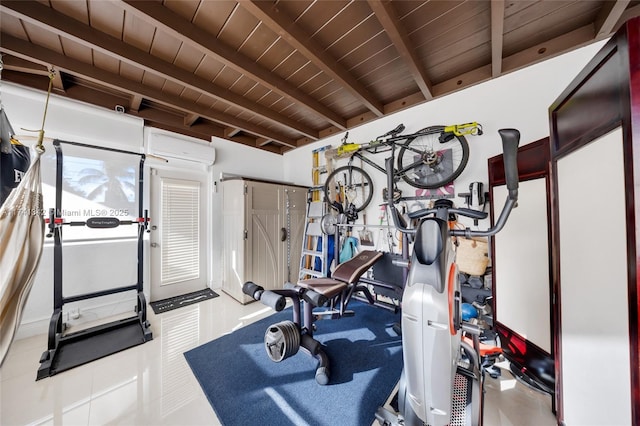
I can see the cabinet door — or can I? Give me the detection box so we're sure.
[222,180,248,303]
[246,181,281,291]
[222,181,309,302]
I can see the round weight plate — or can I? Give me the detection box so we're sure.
[320,213,337,235]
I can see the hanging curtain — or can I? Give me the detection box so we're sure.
[0,107,45,367]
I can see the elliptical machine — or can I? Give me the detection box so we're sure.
[376,129,520,426]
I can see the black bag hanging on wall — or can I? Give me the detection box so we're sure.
[0,108,30,206]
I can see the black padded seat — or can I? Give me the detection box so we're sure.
[297,278,347,299]
[297,250,383,299]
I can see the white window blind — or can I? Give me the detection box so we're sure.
[161,178,200,285]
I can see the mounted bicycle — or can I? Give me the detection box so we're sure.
[323,122,483,220]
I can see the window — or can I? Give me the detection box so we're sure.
[41,142,140,240]
[160,178,200,285]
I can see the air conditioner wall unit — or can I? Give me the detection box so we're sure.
[147,133,216,165]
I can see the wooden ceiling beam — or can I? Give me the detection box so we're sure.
[225,127,242,138]
[49,69,65,92]
[0,33,299,148]
[367,0,433,101]
[0,0,316,141]
[595,0,630,38]
[183,113,199,127]
[3,55,66,92]
[238,0,385,117]
[2,55,45,74]
[130,94,143,112]
[490,0,505,78]
[227,134,259,147]
[119,0,346,131]
[256,138,272,147]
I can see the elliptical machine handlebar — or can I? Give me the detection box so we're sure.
[408,206,488,221]
[385,128,520,238]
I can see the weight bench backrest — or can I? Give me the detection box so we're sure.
[332,250,383,283]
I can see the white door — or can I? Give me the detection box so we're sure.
[150,168,208,301]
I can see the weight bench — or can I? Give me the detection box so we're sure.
[243,250,383,385]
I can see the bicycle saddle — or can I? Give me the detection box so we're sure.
[382,123,405,138]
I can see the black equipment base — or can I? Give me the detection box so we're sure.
[37,316,152,380]
[149,288,219,314]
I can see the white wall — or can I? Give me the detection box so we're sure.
[284,40,608,242]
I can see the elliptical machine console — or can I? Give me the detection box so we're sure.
[376,129,520,426]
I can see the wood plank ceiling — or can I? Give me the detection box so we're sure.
[1,0,638,154]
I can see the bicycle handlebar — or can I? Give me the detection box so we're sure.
[386,128,520,238]
[443,122,483,137]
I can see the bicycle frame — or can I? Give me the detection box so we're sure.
[338,122,482,183]
[346,149,390,178]
[323,122,483,221]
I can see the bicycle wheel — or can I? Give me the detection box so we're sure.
[323,165,373,212]
[397,125,469,189]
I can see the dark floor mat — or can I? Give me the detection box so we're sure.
[150,288,219,314]
[184,300,403,426]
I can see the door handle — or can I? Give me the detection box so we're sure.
[280,227,287,241]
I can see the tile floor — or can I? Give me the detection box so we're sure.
[0,291,556,425]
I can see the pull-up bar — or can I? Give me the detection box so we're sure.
[45,210,150,235]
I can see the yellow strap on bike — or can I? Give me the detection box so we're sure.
[337,143,361,156]
[443,122,482,136]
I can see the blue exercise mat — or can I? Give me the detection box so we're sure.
[184,301,403,426]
